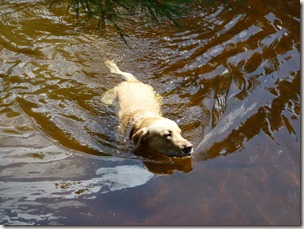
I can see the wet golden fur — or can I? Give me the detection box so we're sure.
[103,60,193,157]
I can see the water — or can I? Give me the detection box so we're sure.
[0,0,300,225]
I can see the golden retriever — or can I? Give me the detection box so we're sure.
[103,60,193,157]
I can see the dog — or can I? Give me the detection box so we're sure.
[103,60,193,157]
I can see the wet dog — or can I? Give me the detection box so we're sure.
[103,60,193,157]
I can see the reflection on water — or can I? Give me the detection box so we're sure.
[0,0,301,225]
[0,155,154,225]
[1,164,154,200]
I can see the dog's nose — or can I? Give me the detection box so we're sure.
[182,143,193,155]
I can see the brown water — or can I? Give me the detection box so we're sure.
[0,0,301,225]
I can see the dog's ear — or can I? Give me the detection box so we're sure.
[131,128,149,149]
[129,127,135,140]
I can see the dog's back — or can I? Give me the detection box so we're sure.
[104,60,161,130]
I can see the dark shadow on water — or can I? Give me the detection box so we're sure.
[133,147,193,175]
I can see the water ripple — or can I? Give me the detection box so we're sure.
[0,0,300,225]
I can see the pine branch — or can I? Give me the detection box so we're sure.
[50,0,205,42]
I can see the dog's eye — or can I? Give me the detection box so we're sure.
[163,130,172,138]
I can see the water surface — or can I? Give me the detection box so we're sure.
[0,0,301,225]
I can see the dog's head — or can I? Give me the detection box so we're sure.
[131,118,193,157]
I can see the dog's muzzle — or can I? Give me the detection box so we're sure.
[181,143,193,156]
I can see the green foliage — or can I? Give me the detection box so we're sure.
[51,0,196,42]
[50,0,245,42]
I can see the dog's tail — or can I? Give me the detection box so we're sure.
[104,60,139,83]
